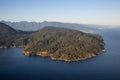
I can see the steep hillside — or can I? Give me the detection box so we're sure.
[0,23,29,48]
[0,22,17,35]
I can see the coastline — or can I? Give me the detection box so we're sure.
[23,49,105,62]
[0,46,105,62]
[0,46,25,48]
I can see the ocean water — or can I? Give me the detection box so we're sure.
[0,29,120,80]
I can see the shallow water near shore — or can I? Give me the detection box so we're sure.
[0,28,120,80]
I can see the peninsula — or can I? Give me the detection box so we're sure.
[0,22,105,62]
[23,27,105,62]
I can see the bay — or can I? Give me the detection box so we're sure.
[0,28,120,80]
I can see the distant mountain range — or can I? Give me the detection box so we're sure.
[0,21,102,31]
[1,20,119,31]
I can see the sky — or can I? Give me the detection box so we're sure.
[0,0,120,25]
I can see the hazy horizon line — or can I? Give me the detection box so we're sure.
[1,20,120,27]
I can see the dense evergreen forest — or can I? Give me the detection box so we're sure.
[0,22,30,48]
[0,22,105,62]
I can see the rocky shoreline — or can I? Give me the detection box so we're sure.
[0,45,105,62]
[23,49,105,62]
[0,45,25,48]
[0,46,8,48]
[0,43,105,62]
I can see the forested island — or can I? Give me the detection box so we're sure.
[0,22,105,62]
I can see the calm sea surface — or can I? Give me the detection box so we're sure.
[0,29,120,80]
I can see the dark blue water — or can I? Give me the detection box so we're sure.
[0,29,120,80]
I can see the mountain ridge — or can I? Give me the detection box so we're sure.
[0,20,100,31]
[1,20,119,32]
